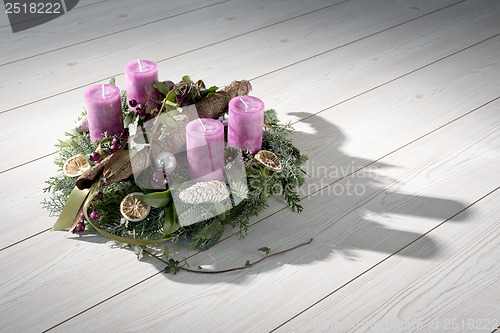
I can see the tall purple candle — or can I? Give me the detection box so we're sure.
[84,84,124,142]
[186,118,225,182]
[227,96,264,154]
[124,60,159,112]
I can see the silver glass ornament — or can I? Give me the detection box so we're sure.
[155,152,177,173]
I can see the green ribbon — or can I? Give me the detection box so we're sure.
[51,187,90,231]
[53,148,174,245]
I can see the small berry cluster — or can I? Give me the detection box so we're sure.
[89,131,126,165]
[73,191,102,233]
[129,99,159,120]
[72,212,86,234]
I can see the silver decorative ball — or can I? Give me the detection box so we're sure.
[155,152,177,173]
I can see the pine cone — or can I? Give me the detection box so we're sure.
[221,80,252,97]
[241,148,254,168]
[179,180,230,204]
[225,147,254,168]
[224,146,241,164]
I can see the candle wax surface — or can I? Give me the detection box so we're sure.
[186,118,225,182]
[128,60,157,73]
[84,84,123,142]
[86,85,121,100]
[187,120,224,137]
[227,95,265,154]
[124,60,159,112]
[231,98,265,113]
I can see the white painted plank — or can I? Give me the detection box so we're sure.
[3,35,499,332]
[0,2,498,330]
[0,0,492,171]
[0,0,346,112]
[48,80,500,333]
[0,0,227,64]
[0,231,167,332]
[277,190,500,333]
[1,7,499,250]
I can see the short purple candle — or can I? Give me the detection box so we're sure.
[186,118,225,182]
[84,84,124,142]
[124,60,159,111]
[227,96,265,154]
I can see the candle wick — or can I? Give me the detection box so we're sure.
[239,97,249,112]
[137,59,143,72]
[101,84,105,99]
[198,118,207,132]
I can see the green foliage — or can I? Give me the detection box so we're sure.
[154,81,171,96]
[42,129,97,215]
[42,108,308,256]
[159,76,218,107]
[262,109,308,212]
[54,130,98,169]
[140,190,172,208]
[258,247,271,256]
[186,218,225,251]
[164,258,181,275]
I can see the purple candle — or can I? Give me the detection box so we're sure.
[84,84,124,142]
[124,60,159,112]
[186,118,225,182]
[227,96,264,154]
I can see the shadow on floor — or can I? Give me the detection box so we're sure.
[156,111,469,284]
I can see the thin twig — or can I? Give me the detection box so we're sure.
[263,122,274,130]
[173,238,313,274]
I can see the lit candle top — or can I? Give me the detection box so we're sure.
[228,95,265,115]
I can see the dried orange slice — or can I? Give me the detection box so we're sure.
[255,150,282,172]
[63,155,90,177]
[120,192,151,222]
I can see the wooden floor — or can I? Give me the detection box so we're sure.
[1,0,499,331]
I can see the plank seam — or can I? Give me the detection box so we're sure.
[0,152,56,175]
[0,228,50,252]
[288,32,500,125]
[250,0,466,82]
[338,209,500,331]
[269,186,500,332]
[42,268,164,332]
